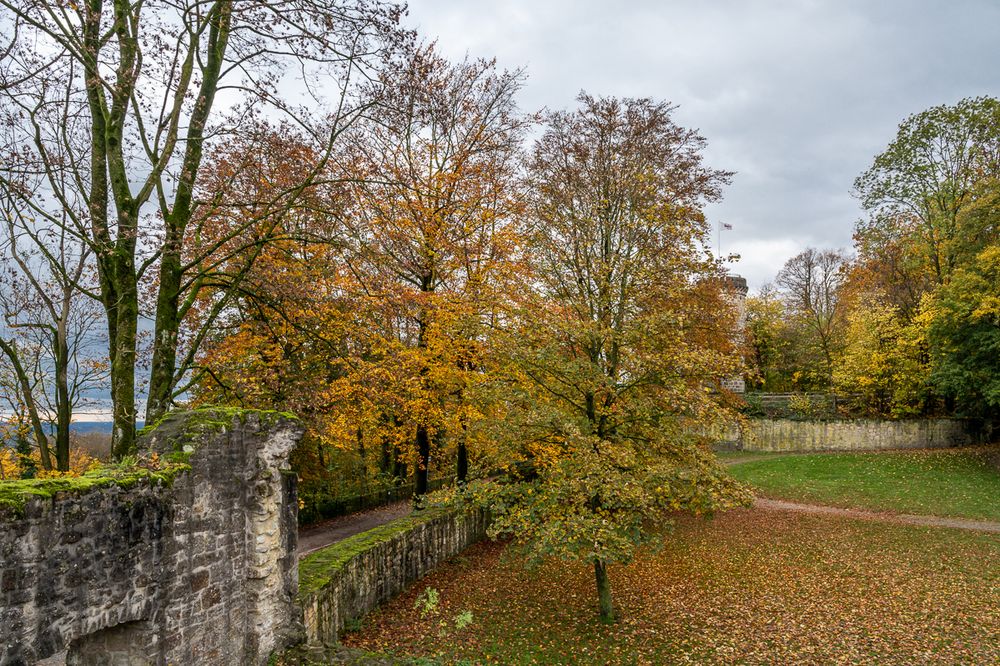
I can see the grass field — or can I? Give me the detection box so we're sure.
[725,446,1000,521]
[342,509,1000,665]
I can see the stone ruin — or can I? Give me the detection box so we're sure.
[0,409,303,666]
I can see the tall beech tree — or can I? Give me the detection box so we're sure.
[455,94,751,624]
[0,0,405,457]
[191,47,528,498]
[338,45,529,496]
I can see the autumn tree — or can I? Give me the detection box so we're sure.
[189,127,399,498]
[455,94,750,624]
[841,98,1000,414]
[0,0,405,458]
[336,45,530,496]
[190,47,529,507]
[832,299,929,416]
[744,284,795,391]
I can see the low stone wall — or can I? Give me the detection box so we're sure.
[298,507,489,645]
[0,409,303,666]
[727,417,987,452]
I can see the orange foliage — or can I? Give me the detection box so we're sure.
[193,46,530,491]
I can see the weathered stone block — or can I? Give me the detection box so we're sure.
[0,409,303,666]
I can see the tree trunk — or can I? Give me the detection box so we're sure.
[456,385,469,485]
[415,423,430,500]
[380,433,391,475]
[145,228,182,424]
[392,444,406,483]
[145,3,230,423]
[356,427,367,491]
[456,440,468,485]
[54,326,71,471]
[593,558,615,624]
[109,272,139,459]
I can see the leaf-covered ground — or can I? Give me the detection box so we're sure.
[342,508,1000,665]
[726,446,1000,520]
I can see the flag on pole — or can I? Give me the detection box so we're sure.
[722,223,733,230]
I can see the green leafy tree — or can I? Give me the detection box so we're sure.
[923,245,1000,416]
[854,96,1000,294]
[846,98,1000,415]
[453,94,751,624]
[744,285,794,391]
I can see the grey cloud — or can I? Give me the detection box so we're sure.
[406,0,1000,289]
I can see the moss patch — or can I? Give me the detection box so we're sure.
[0,463,189,517]
[298,507,451,599]
[139,406,300,458]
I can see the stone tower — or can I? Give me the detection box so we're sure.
[721,274,748,394]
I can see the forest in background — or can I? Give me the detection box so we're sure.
[747,97,1000,420]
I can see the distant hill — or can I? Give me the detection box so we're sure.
[70,422,115,434]
[1,421,144,436]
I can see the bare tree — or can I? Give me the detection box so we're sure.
[775,247,848,384]
[0,183,107,470]
[0,0,406,457]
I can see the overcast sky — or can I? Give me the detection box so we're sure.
[403,0,1000,290]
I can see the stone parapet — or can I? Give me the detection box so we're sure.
[298,507,489,646]
[0,409,303,666]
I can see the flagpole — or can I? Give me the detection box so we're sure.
[718,221,731,259]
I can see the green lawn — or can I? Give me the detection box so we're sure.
[726,446,1000,521]
[341,510,1000,665]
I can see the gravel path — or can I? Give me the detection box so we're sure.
[297,500,412,558]
[754,497,1000,533]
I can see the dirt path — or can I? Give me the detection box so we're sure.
[723,450,1000,533]
[297,500,412,558]
[754,497,1000,533]
[294,448,1000,558]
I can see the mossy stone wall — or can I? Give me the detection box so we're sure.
[298,507,489,645]
[0,409,303,665]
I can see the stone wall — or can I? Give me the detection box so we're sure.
[726,417,987,452]
[298,507,489,645]
[0,409,303,666]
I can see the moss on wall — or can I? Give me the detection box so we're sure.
[1,408,300,517]
[139,406,299,457]
[297,507,449,598]
[0,464,188,516]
